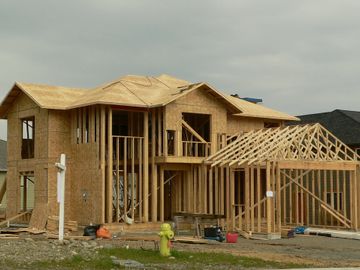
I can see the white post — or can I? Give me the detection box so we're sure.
[55,154,66,241]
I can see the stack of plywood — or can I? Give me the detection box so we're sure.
[46,215,78,232]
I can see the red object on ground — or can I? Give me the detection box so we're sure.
[226,232,238,243]
[96,226,111,239]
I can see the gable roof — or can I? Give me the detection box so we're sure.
[205,123,359,167]
[0,140,6,172]
[291,109,360,147]
[0,74,298,121]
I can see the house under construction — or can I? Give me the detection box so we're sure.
[0,74,359,235]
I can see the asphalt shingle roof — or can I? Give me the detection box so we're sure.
[289,109,360,147]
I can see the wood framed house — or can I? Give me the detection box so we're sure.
[0,75,359,235]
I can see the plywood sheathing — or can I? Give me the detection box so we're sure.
[5,93,49,218]
[0,74,298,122]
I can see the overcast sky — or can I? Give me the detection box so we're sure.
[1,0,360,140]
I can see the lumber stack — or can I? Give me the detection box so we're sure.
[46,216,78,232]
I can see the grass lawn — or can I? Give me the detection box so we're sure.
[33,247,310,269]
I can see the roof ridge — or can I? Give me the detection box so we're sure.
[336,109,360,124]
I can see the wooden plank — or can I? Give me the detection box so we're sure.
[220,167,224,215]
[181,119,207,143]
[295,170,299,225]
[300,169,304,225]
[278,161,357,171]
[204,165,208,213]
[230,169,235,230]
[139,138,143,222]
[106,107,113,223]
[323,170,327,225]
[343,170,347,219]
[330,170,334,226]
[209,167,213,214]
[266,162,271,233]
[289,169,292,224]
[160,165,164,222]
[163,108,167,157]
[186,169,191,212]
[100,106,106,223]
[226,166,230,224]
[0,211,32,228]
[131,137,135,219]
[276,164,281,232]
[250,166,255,232]
[151,111,157,222]
[143,111,149,222]
[257,165,261,232]
[311,171,315,225]
[244,166,250,231]
[124,138,128,218]
[271,163,276,232]
[353,169,358,229]
[29,203,48,230]
[336,170,340,226]
[157,108,162,156]
[116,138,120,221]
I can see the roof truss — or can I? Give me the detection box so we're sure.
[206,124,360,167]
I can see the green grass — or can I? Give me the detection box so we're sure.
[30,247,310,269]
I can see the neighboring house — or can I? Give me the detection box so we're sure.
[0,75,359,234]
[0,139,7,211]
[290,109,360,154]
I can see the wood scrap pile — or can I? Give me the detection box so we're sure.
[46,216,78,233]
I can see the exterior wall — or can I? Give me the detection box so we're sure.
[69,138,102,224]
[6,93,49,217]
[5,94,103,224]
[165,86,227,154]
[226,115,264,135]
[67,107,103,224]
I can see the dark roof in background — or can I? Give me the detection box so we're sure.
[0,140,6,172]
[288,109,360,147]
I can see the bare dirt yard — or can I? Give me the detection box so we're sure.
[0,233,359,269]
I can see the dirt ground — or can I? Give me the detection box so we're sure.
[0,233,359,269]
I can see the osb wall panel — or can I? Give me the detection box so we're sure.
[47,110,73,219]
[165,87,227,135]
[69,143,102,225]
[5,93,49,217]
[226,115,264,135]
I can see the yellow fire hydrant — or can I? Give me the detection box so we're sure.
[158,223,174,256]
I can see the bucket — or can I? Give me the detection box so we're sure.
[226,232,238,243]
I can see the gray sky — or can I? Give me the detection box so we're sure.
[1,0,360,140]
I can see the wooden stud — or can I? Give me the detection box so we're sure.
[124,138,128,218]
[100,106,106,223]
[160,165,164,222]
[143,111,149,222]
[230,169,235,230]
[257,165,261,232]
[311,171,315,225]
[106,107,113,223]
[116,138,120,221]
[266,161,271,233]
[139,138,143,222]
[276,163,281,232]
[209,167,213,214]
[250,166,255,232]
[131,138,135,219]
